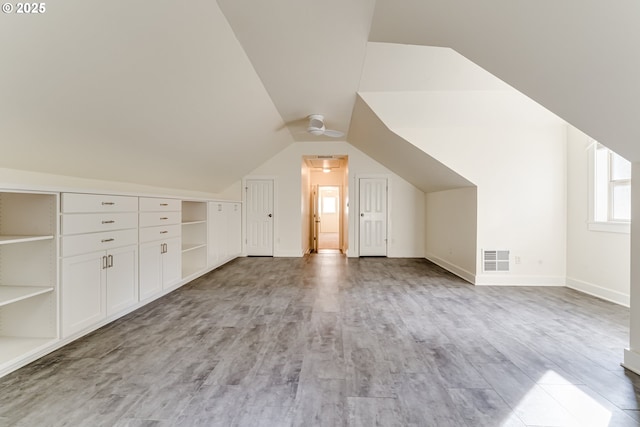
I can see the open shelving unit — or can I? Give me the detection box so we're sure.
[0,191,58,377]
[181,201,207,278]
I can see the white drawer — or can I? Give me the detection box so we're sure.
[61,212,138,235]
[139,224,181,243]
[139,211,181,227]
[62,193,138,213]
[139,197,181,212]
[61,229,138,257]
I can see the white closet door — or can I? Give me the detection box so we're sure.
[245,179,274,256]
[359,178,388,256]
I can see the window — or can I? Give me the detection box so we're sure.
[322,196,337,214]
[590,142,631,232]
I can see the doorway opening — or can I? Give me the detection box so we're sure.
[302,155,348,255]
[317,186,340,250]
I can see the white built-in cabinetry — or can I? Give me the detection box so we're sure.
[0,191,58,375]
[60,193,139,338]
[181,201,207,279]
[138,198,181,301]
[1,190,242,379]
[208,201,242,267]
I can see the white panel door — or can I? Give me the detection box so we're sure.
[359,178,388,256]
[245,179,274,256]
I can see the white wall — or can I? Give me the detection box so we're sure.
[310,170,343,186]
[0,167,226,200]
[246,141,425,257]
[566,126,630,305]
[398,125,567,285]
[624,162,640,373]
[425,187,477,283]
[301,160,311,254]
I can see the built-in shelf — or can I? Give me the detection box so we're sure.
[181,220,206,226]
[0,337,58,369]
[0,286,54,307]
[0,191,58,379]
[0,235,54,245]
[182,243,206,253]
[181,200,207,280]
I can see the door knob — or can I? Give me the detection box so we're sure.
[360,213,364,217]
[268,213,273,217]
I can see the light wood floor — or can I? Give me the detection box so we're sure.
[317,232,340,250]
[1,255,640,426]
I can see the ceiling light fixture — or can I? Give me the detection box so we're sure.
[323,168,331,173]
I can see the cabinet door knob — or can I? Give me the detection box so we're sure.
[107,254,113,268]
[268,213,272,218]
[102,255,108,269]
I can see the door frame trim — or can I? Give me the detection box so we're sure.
[242,176,277,257]
[354,174,391,257]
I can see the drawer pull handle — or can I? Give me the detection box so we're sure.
[160,217,169,220]
[160,231,168,234]
[101,202,115,206]
[160,203,169,206]
[101,238,115,243]
[107,254,113,268]
[102,255,108,269]
[102,220,115,224]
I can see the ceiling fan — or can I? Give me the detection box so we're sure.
[307,114,344,138]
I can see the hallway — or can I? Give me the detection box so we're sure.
[0,255,638,426]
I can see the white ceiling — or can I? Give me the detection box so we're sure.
[1,1,635,195]
[369,0,640,162]
[217,0,376,142]
[0,0,292,193]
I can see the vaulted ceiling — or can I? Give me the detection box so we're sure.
[1,1,636,194]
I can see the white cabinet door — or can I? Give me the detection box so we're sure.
[106,245,138,316]
[61,252,106,338]
[139,241,163,301]
[208,203,224,266]
[228,203,242,257]
[162,237,182,289]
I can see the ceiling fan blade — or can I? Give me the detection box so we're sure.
[323,129,344,138]
[307,126,325,136]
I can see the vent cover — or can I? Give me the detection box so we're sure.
[483,250,510,272]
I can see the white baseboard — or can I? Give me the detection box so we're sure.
[566,276,629,307]
[274,251,304,257]
[474,274,565,286]
[623,349,640,375]
[425,254,475,284]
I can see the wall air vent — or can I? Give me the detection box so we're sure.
[483,250,510,272]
